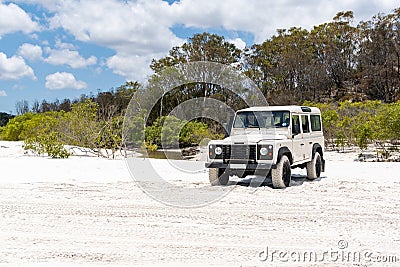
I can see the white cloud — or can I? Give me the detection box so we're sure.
[171,0,400,42]
[18,43,43,61]
[45,72,87,90]
[48,0,184,54]
[17,40,97,68]
[54,39,76,50]
[44,47,97,69]
[106,53,158,81]
[43,0,184,80]
[0,3,39,37]
[227,38,246,50]
[0,90,7,97]
[0,52,36,80]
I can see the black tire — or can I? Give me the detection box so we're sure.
[209,168,229,186]
[271,155,291,189]
[306,152,322,180]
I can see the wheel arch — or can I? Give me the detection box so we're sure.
[277,147,293,164]
[312,143,323,159]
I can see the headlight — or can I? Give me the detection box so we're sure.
[258,145,273,160]
[260,147,268,156]
[209,144,223,159]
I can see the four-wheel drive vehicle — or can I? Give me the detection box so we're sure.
[205,106,325,188]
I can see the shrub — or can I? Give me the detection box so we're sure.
[375,102,400,141]
[180,120,221,146]
[24,133,70,158]
[1,112,34,141]
[145,116,183,148]
[144,116,221,148]
[143,141,158,152]
[354,122,374,150]
[59,99,100,149]
[335,130,347,152]
[0,112,63,141]
[125,112,146,147]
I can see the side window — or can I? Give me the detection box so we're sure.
[310,115,322,131]
[292,115,300,135]
[282,112,290,127]
[273,111,290,127]
[301,115,310,133]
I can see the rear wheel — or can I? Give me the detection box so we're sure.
[306,152,322,180]
[209,168,229,186]
[271,155,291,189]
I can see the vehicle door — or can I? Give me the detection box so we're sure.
[300,114,312,161]
[291,114,303,163]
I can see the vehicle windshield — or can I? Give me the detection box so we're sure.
[233,111,290,129]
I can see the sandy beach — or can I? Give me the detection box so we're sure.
[1,141,399,266]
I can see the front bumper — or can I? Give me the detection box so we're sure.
[205,162,276,170]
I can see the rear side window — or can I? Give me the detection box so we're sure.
[310,115,322,131]
[292,115,300,134]
[301,115,310,133]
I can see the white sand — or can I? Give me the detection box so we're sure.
[1,141,400,266]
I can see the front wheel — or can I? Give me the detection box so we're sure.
[306,152,322,180]
[209,168,229,186]
[271,155,291,189]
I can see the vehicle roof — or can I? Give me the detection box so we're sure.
[237,105,321,113]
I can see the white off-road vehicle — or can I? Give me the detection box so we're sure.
[205,106,325,188]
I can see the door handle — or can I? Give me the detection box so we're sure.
[300,143,305,146]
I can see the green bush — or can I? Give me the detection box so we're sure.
[98,116,123,149]
[0,112,63,141]
[24,133,70,158]
[21,111,63,139]
[144,116,221,148]
[180,120,221,146]
[59,99,100,149]
[145,116,183,147]
[354,122,374,150]
[126,112,146,147]
[303,100,400,150]
[143,141,158,152]
[1,112,34,141]
[375,102,400,141]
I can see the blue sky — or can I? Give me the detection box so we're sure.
[0,0,398,114]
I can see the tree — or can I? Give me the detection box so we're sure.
[1,113,34,141]
[151,32,241,73]
[59,98,72,112]
[40,100,51,113]
[59,99,100,150]
[310,11,358,99]
[149,33,243,121]
[15,100,29,115]
[357,10,400,102]
[114,81,140,114]
[97,115,124,158]
[0,112,14,127]
[244,12,359,104]
[245,27,322,104]
[32,100,40,113]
